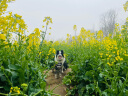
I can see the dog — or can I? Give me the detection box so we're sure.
[53,50,68,78]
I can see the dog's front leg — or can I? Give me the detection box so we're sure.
[62,58,65,73]
[59,72,62,77]
[55,74,57,79]
[62,64,64,73]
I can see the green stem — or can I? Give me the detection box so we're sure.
[49,92,60,96]
[0,93,27,96]
[42,25,48,41]
[3,69,12,86]
[33,89,60,96]
[0,93,7,96]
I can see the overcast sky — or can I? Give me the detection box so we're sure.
[8,0,128,41]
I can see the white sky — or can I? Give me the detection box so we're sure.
[7,0,128,41]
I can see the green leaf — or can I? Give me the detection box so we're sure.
[0,44,6,48]
[102,91,108,96]
[119,80,123,88]
[5,69,12,73]
[0,71,4,76]
[1,76,6,81]
[11,71,18,77]
[8,64,20,70]
[125,90,128,94]
[78,87,86,96]
[0,86,3,88]
[86,84,95,91]
[99,73,103,78]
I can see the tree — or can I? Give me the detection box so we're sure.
[100,9,117,37]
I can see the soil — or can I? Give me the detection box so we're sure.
[45,68,71,96]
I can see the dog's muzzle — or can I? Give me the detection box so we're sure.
[58,56,62,59]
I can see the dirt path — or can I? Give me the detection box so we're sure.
[45,68,71,96]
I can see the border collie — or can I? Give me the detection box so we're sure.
[54,50,68,78]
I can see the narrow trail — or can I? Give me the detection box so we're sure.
[45,68,71,96]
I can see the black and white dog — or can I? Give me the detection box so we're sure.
[54,50,68,78]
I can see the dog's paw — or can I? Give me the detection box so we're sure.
[55,74,57,79]
[59,73,62,77]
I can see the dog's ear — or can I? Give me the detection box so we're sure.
[56,50,59,54]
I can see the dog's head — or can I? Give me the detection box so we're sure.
[56,50,64,60]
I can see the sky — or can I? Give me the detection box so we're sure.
[7,0,128,41]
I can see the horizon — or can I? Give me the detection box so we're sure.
[7,0,128,41]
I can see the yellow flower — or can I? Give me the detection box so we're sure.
[115,47,118,50]
[109,55,112,57]
[10,87,13,93]
[50,18,53,23]
[49,27,52,29]
[115,23,119,26]
[97,30,103,39]
[46,21,49,25]
[10,90,12,93]
[115,57,118,61]
[49,33,51,35]
[117,50,119,56]
[10,86,20,94]
[15,14,22,18]
[43,18,46,22]
[125,54,128,56]
[66,38,69,41]
[106,54,109,56]
[0,34,6,40]
[120,58,123,61]
[17,90,20,94]
[72,36,75,40]
[107,62,112,66]
[34,28,40,36]
[123,4,127,12]
[39,52,42,55]
[99,53,103,56]
[73,25,77,31]
[107,62,110,65]
[67,34,70,37]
